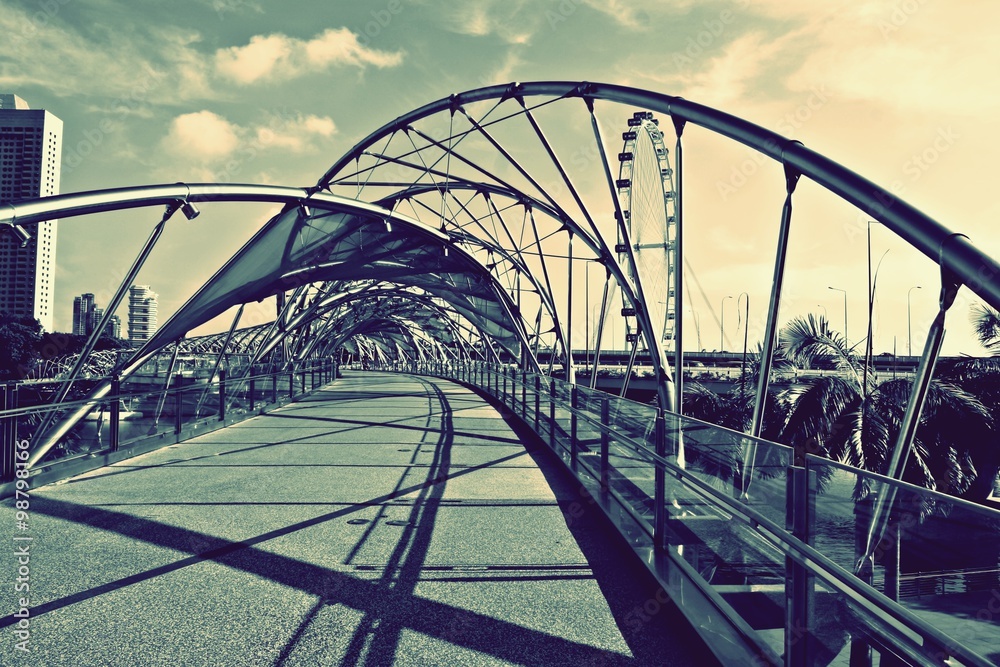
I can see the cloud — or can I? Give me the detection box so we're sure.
[438,1,537,44]
[160,110,338,162]
[214,28,403,84]
[255,114,337,152]
[162,111,241,161]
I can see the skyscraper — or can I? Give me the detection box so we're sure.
[107,314,121,339]
[0,94,61,332]
[128,285,158,343]
[72,292,96,335]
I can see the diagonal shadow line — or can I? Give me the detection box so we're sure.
[340,378,439,569]
[338,374,456,666]
[261,411,525,444]
[0,475,633,665]
[0,447,526,627]
[73,394,521,486]
[63,417,449,485]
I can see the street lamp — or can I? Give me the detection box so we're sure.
[907,285,922,357]
[828,286,848,349]
[738,292,749,395]
[720,295,733,352]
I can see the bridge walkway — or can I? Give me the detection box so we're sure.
[2,371,716,666]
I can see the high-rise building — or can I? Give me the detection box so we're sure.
[107,314,121,340]
[0,94,61,332]
[128,285,158,343]
[72,292,96,335]
[71,294,122,340]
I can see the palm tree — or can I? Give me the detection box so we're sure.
[927,301,1000,500]
[971,302,1000,352]
[777,313,993,499]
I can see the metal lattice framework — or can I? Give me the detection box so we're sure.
[2,81,998,493]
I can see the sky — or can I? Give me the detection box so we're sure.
[1,0,998,357]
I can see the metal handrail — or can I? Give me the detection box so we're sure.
[420,361,997,666]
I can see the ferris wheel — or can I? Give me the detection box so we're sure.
[615,111,678,352]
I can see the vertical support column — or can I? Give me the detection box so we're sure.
[549,378,557,449]
[654,410,667,550]
[744,159,802,498]
[249,377,256,413]
[271,372,279,404]
[534,375,541,430]
[671,117,686,416]
[1,383,15,483]
[570,385,579,470]
[174,373,183,435]
[786,464,815,666]
[600,396,610,493]
[521,369,527,420]
[109,375,120,453]
[566,230,575,384]
[884,512,901,601]
[218,369,227,422]
[858,261,963,578]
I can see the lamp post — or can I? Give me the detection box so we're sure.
[720,294,733,352]
[738,292,749,396]
[907,285,922,357]
[828,286,848,349]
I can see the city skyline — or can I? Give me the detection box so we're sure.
[1,2,998,355]
[71,291,121,339]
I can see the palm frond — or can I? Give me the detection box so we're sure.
[779,313,860,384]
[970,302,1000,351]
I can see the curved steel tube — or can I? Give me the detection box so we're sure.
[319,81,1000,312]
[15,184,535,468]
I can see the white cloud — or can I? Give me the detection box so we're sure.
[162,111,241,161]
[161,110,338,163]
[255,114,337,152]
[213,34,293,85]
[439,1,537,44]
[214,28,403,84]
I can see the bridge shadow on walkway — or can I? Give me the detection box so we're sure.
[2,371,717,666]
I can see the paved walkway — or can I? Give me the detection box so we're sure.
[2,372,715,666]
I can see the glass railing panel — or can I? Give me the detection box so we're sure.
[24,378,109,464]
[121,374,179,443]
[607,394,657,448]
[807,455,1000,663]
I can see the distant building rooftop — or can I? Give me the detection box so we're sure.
[0,94,30,110]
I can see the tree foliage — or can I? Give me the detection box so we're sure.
[0,313,43,380]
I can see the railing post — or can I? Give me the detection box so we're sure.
[218,369,227,422]
[271,371,278,404]
[549,378,557,449]
[174,373,183,435]
[1,383,16,483]
[570,385,578,470]
[248,377,256,413]
[534,375,541,431]
[109,374,120,453]
[786,464,815,666]
[521,370,528,421]
[600,395,610,492]
[654,410,666,550]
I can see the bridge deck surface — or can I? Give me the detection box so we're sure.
[2,371,716,666]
